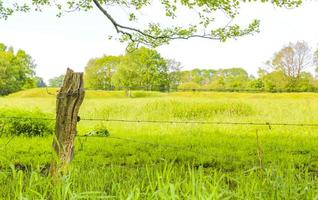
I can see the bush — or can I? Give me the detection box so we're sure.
[0,109,54,137]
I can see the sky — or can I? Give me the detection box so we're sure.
[0,1,318,82]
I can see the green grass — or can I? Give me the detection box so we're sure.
[1,89,318,199]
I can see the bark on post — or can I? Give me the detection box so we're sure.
[51,68,85,175]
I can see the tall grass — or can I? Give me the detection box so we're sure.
[1,89,318,199]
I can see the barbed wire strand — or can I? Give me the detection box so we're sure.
[0,115,317,149]
[0,116,316,168]
[80,118,318,127]
[0,116,317,127]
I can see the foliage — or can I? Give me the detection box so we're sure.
[112,47,169,91]
[0,43,36,95]
[247,77,264,91]
[166,59,182,90]
[180,69,215,85]
[79,42,318,93]
[84,48,169,92]
[177,81,201,91]
[211,68,249,89]
[260,70,289,92]
[256,41,316,92]
[84,56,121,90]
[178,42,316,92]
[271,41,312,79]
[34,76,46,88]
[48,74,64,87]
[294,72,317,91]
[0,0,301,49]
[315,48,318,65]
[0,109,54,137]
[315,48,318,77]
[179,68,251,91]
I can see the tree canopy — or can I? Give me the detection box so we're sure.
[314,48,318,70]
[113,47,168,91]
[85,56,121,90]
[0,43,37,95]
[0,0,301,49]
[84,43,318,93]
[259,41,315,91]
[85,47,169,91]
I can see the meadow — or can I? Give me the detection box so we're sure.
[1,88,318,199]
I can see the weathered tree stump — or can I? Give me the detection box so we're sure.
[51,68,85,176]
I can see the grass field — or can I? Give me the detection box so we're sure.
[1,88,318,199]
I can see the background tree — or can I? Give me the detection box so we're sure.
[248,76,264,91]
[48,75,65,87]
[180,69,215,86]
[0,43,36,95]
[207,68,249,90]
[260,70,289,92]
[315,48,318,61]
[81,42,318,93]
[84,56,121,90]
[294,72,316,91]
[314,48,318,78]
[35,76,47,88]
[178,82,201,91]
[0,0,301,49]
[111,55,139,96]
[112,47,169,91]
[270,41,312,87]
[166,59,182,91]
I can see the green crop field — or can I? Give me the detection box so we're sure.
[1,88,318,199]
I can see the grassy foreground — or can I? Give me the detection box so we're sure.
[1,88,318,199]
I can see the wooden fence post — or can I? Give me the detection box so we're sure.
[51,68,85,175]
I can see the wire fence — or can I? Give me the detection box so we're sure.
[0,116,217,159]
[1,115,317,149]
[1,86,317,173]
[0,116,318,127]
[1,114,318,170]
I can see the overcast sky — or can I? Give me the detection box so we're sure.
[0,1,317,82]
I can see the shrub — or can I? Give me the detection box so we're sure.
[0,109,54,137]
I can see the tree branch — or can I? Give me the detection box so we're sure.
[92,0,220,44]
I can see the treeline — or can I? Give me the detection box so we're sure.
[178,68,318,92]
[77,41,318,92]
[2,41,318,95]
